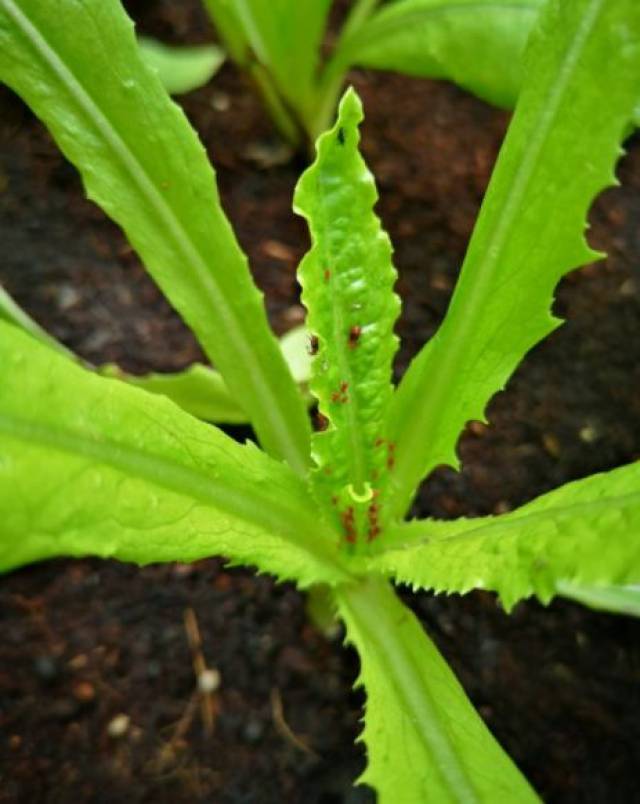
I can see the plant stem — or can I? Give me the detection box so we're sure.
[248,62,304,148]
[340,0,381,42]
[309,0,381,143]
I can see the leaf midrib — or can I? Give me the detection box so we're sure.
[0,410,344,573]
[385,486,640,555]
[314,165,369,490]
[342,580,481,802]
[1,0,305,473]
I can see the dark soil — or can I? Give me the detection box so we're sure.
[1,2,640,802]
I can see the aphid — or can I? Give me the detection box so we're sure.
[323,269,331,282]
[348,325,361,348]
[331,381,349,404]
[368,525,381,541]
[367,501,380,542]
[341,507,356,544]
[308,334,319,355]
[315,412,329,431]
[387,441,396,470]
[337,127,345,145]
[374,437,385,448]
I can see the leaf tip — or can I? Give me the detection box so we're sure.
[338,85,364,125]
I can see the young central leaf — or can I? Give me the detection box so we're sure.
[294,88,399,549]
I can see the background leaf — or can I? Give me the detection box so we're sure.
[0,0,310,472]
[336,578,539,803]
[294,89,400,545]
[0,278,310,424]
[370,462,640,610]
[100,362,249,424]
[386,0,640,517]
[137,36,225,95]
[0,322,348,587]
[335,0,543,108]
[102,325,312,424]
[556,581,640,618]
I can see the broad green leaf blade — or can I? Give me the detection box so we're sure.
[387,0,640,517]
[336,578,539,803]
[556,581,640,618]
[101,325,312,424]
[294,89,400,545]
[137,36,225,95]
[0,322,348,587]
[334,0,543,108]
[370,463,640,610]
[0,0,310,473]
[203,0,332,125]
[0,282,75,360]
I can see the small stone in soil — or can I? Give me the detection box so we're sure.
[107,713,131,739]
[198,668,221,694]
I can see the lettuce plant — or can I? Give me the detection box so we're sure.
[1,0,640,800]
[202,0,547,147]
[203,0,640,149]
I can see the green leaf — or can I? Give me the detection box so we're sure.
[334,0,543,108]
[100,361,248,424]
[101,325,312,424]
[336,578,539,803]
[386,0,640,517]
[557,581,640,618]
[0,282,75,360]
[278,324,313,386]
[294,89,400,546]
[0,286,310,427]
[137,36,225,95]
[203,0,331,126]
[0,322,349,587]
[200,0,249,64]
[0,287,310,425]
[369,462,640,611]
[0,0,310,473]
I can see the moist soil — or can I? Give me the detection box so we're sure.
[1,2,640,802]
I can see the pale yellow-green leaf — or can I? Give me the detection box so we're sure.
[0,322,348,587]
